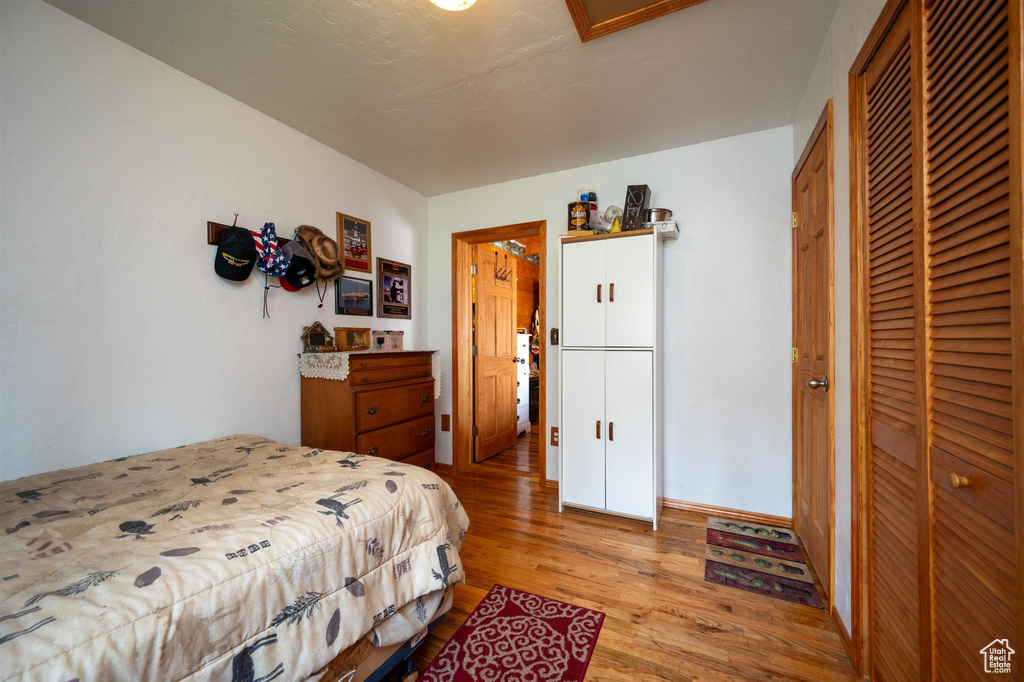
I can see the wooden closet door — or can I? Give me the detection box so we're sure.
[863,7,925,680]
[923,0,1019,676]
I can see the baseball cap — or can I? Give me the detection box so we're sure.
[214,226,257,281]
[279,241,316,291]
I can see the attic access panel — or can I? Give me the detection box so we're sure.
[565,0,709,42]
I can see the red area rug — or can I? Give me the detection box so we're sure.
[421,584,605,682]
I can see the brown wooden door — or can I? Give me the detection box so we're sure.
[474,245,518,461]
[793,107,833,602]
[862,7,926,680]
[923,0,1020,675]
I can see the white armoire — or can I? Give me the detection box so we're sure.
[558,227,674,530]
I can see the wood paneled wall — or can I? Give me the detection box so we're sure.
[517,259,540,330]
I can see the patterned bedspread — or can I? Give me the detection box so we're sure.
[0,435,469,681]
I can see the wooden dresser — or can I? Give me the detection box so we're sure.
[300,351,436,469]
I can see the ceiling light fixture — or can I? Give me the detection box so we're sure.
[430,0,476,11]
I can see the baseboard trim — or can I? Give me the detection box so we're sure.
[541,478,558,492]
[830,605,859,675]
[431,462,453,474]
[658,497,793,529]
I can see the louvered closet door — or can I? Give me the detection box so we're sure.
[924,0,1019,676]
[864,7,924,680]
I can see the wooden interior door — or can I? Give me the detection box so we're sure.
[474,245,518,461]
[923,0,1019,675]
[793,106,833,603]
[862,7,925,680]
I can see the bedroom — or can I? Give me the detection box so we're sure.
[1,0,1021,680]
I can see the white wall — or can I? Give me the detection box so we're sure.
[0,0,428,481]
[791,0,885,633]
[427,126,795,518]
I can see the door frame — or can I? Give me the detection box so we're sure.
[451,221,548,486]
[791,99,835,609]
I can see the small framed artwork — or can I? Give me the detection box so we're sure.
[335,275,373,316]
[377,258,411,319]
[334,327,371,351]
[336,212,372,273]
[301,321,335,353]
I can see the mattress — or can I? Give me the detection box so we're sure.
[0,435,469,681]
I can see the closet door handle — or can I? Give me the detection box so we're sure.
[367,446,379,455]
[597,284,602,303]
[366,406,379,415]
[610,283,615,302]
[950,472,970,489]
[609,422,614,441]
[596,420,601,439]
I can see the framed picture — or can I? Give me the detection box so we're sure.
[301,321,334,353]
[335,275,373,316]
[336,212,372,272]
[377,258,411,319]
[334,327,371,351]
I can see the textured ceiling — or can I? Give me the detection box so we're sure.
[44,0,838,196]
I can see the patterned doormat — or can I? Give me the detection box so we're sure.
[421,584,605,681]
[704,516,824,609]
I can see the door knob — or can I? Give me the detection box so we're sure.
[950,472,970,489]
[806,376,829,392]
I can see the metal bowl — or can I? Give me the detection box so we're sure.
[645,208,673,222]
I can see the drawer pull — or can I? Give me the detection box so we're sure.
[950,472,970,489]
[361,377,369,382]
[367,406,379,415]
[421,396,429,403]
[360,361,368,368]
[422,429,432,437]
[367,446,379,455]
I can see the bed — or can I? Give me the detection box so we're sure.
[0,435,469,681]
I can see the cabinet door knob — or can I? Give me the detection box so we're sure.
[950,472,970,489]
[421,395,430,403]
[367,446,379,455]
[597,283,602,303]
[610,282,615,302]
[422,428,432,437]
[596,420,601,439]
[609,421,614,441]
[366,406,379,415]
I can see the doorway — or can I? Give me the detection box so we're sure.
[792,99,835,606]
[451,221,548,487]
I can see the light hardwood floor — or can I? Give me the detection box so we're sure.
[415,430,857,680]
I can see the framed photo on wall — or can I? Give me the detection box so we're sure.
[336,212,372,272]
[335,275,373,316]
[377,258,411,319]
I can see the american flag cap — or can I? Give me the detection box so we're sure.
[256,222,290,277]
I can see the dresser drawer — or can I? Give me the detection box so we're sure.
[355,381,434,432]
[356,415,435,461]
[402,448,435,470]
[349,364,432,386]
[349,353,431,371]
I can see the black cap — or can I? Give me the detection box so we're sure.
[215,226,257,281]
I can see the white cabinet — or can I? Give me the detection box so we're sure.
[561,233,655,348]
[562,350,653,518]
[559,230,665,529]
